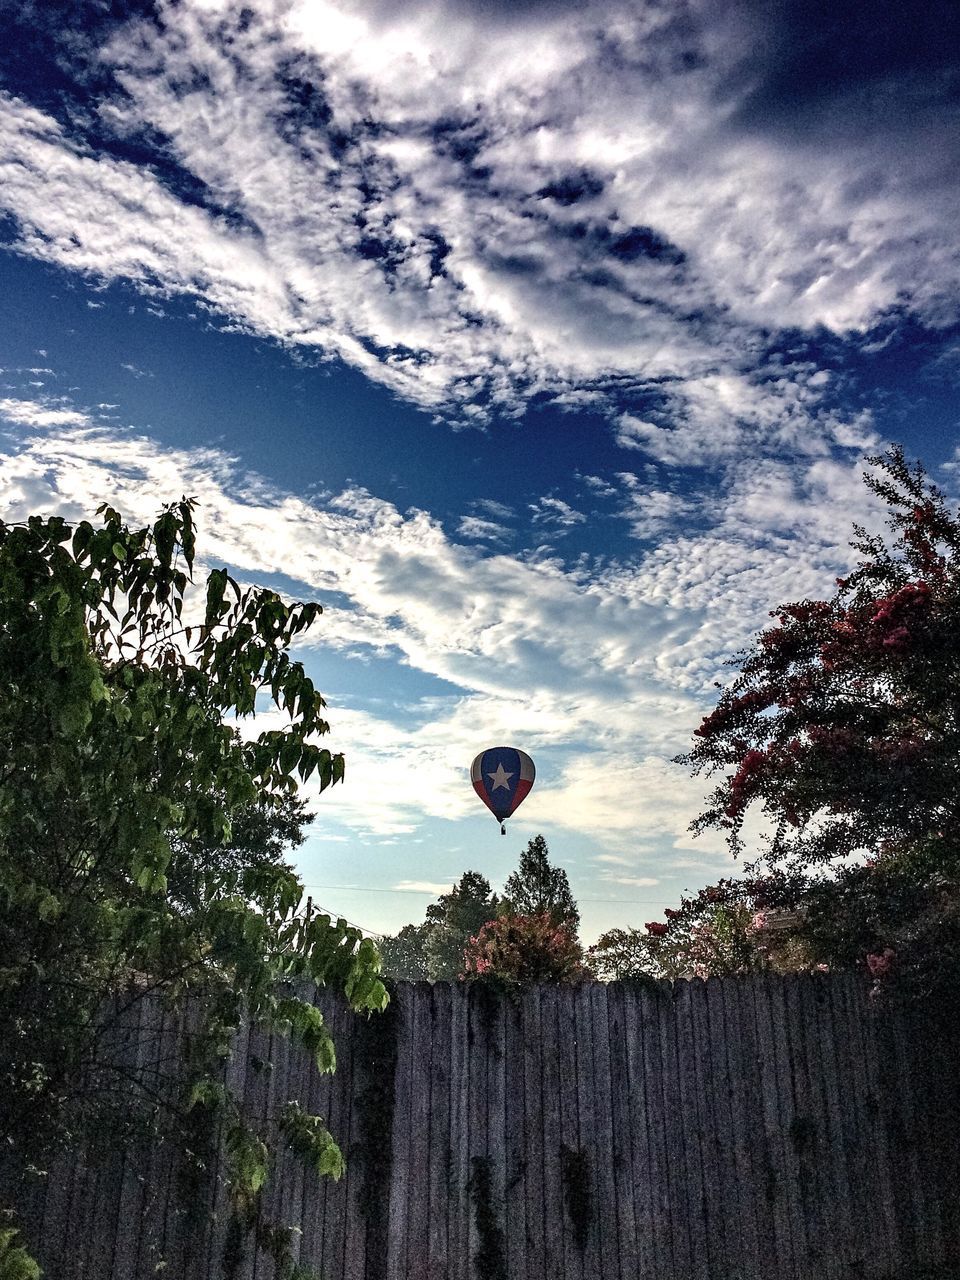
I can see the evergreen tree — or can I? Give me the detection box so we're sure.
[502,834,579,931]
[424,871,498,979]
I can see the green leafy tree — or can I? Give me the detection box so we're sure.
[588,928,654,981]
[378,922,433,981]
[462,913,590,986]
[424,871,498,979]
[501,834,579,930]
[0,502,386,1273]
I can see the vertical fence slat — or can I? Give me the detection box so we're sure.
[766,974,810,1276]
[587,982,619,1280]
[386,985,413,1280]
[747,973,798,1280]
[801,975,855,1275]
[132,997,176,1279]
[605,984,638,1280]
[427,982,452,1280]
[557,985,584,1280]
[521,986,546,1280]
[688,977,725,1280]
[331,997,363,1280]
[405,983,434,1280]
[675,979,710,1280]
[662,981,696,1279]
[572,980,598,1278]
[783,973,826,1278]
[539,986,565,1280]
[503,991,527,1280]
[722,975,764,1280]
[449,982,471,1280]
[487,989,508,1279]
[637,983,671,1279]
[468,983,492,1280]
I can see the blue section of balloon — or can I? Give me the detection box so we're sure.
[471,746,535,822]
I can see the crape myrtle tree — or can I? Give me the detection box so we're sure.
[674,447,960,1000]
[0,502,386,1275]
[462,913,590,986]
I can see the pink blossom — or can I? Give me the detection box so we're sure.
[866,947,896,978]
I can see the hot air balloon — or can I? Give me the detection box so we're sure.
[470,746,535,834]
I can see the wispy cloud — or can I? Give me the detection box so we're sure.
[0,398,93,428]
[0,0,954,445]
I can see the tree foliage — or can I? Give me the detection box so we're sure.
[377,873,498,982]
[406,872,498,980]
[501,834,579,930]
[377,922,433,981]
[674,448,960,1005]
[462,912,590,986]
[0,502,386,1270]
[680,447,960,869]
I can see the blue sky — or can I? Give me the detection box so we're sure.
[1,0,959,941]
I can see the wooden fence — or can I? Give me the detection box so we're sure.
[6,974,959,1279]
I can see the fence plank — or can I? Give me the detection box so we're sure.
[557,985,584,1280]
[636,983,672,1279]
[674,979,710,1280]
[586,982,619,1280]
[572,981,599,1278]
[427,982,452,1280]
[688,977,725,1280]
[520,985,546,1280]
[604,984,638,1280]
[387,984,414,1280]
[721,975,764,1280]
[448,982,471,1280]
[746,973,798,1280]
[503,991,527,1280]
[539,986,565,1280]
[405,982,434,1280]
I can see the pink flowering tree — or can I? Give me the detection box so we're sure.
[462,912,590,987]
[677,447,960,1000]
[680,447,960,864]
[590,872,815,981]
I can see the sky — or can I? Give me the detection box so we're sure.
[1,0,959,943]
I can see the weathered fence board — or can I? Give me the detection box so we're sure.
[6,976,959,1280]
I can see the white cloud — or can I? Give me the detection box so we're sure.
[392,880,454,896]
[0,0,953,447]
[0,398,94,428]
[528,495,586,528]
[457,515,511,543]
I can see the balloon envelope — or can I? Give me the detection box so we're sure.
[470,746,536,823]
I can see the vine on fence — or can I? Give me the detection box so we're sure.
[468,1155,507,1280]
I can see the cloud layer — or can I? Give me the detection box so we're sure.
[2,0,957,444]
[0,396,887,852]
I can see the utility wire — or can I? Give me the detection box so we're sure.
[302,882,679,906]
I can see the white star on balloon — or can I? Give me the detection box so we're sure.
[487,762,515,791]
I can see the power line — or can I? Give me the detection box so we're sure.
[302,882,679,907]
[302,894,384,940]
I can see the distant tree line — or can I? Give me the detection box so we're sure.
[379,834,587,985]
